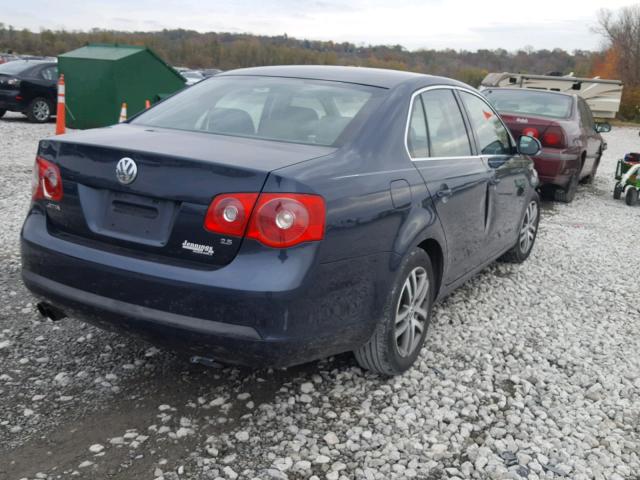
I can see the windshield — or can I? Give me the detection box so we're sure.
[484,89,573,119]
[132,76,383,146]
[0,60,40,76]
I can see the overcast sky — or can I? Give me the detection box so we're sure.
[3,0,633,51]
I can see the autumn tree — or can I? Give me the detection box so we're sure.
[596,6,640,120]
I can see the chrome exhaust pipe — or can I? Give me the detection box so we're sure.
[36,302,67,322]
[190,356,223,368]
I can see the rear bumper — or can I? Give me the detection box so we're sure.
[533,150,581,187]
[21,210,394,367]
[0,89,26,111]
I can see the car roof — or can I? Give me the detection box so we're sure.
[483,87,576,99]
[217,65,464,89]
[0,59,55,75]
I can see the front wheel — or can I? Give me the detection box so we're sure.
[355,248,434,375]
[499,197,540,264]
[26,98,51,123]
[626,188,639,206]
[583,152,602,184]
[613,183,623,200]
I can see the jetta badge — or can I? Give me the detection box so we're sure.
[115,157,138,185]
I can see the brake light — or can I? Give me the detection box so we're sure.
[542,126,565,148]
[204,192,325,248]
[32,156,63,201]
[247,194,325,248]
[204,193,259,236]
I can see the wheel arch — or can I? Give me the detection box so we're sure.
[416,237,444,300]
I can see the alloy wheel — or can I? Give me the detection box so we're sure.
[519,201,538,254]
[33,101,50,122]
[395,266,429,357]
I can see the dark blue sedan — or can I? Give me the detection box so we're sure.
[21,66,541,375]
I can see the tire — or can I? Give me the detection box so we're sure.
[555,171,579,203]
[613,183,623,200]
[582,151,602,184]
[0,108,6,118]
[355,248,435,376]
[499,196,540,264]
[625,188,639,206]
[26,98,51,123]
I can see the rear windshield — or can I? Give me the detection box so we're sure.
[0,60,40,76]
[132,76,384,146]
[484,89,573,119]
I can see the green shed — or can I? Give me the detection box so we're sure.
[58,44,185,129]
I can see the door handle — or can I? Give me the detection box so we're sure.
[436,186,453,198]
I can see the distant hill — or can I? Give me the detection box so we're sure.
[0,24,595,87]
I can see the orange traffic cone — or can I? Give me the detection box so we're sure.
[145,99,151,109]
[55,74,66,135]
[118,102,127,123]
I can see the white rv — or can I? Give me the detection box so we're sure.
[480,72,623,119]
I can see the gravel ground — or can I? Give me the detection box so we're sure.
[1,111,639,480]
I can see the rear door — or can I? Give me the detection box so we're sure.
[458,90,530,253]
[577,98,600,174]
[408,87,492,284]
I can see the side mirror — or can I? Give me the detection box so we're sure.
[595,122,611,133]
[517,135,542,156]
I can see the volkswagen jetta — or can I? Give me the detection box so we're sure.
[21,66,541,375]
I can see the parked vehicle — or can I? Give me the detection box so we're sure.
[480,72,623,119]
[0,53,19,64]
[614,152,640,206]
[21,66,541,375]
[484,88,610,203]
[201,68,223,77]
[0,60,57,122]
[181,69,205,86]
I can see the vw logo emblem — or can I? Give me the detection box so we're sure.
[115,157,137,185]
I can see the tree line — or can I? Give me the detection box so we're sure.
[594,6,640,121]
[0,15,637,121]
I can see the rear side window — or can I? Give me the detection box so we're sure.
[460,91,511,155]
[133,76,383,147]
[421,89,471,157]
[578,99,594,129]
[407,97,429,158]
[40,66,58,81]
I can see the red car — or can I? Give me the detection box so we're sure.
[483,88,610,202]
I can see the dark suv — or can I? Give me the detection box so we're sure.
[0,60,58,123]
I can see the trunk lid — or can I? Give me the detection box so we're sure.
[41,124,334,267]
[499,112,562,140]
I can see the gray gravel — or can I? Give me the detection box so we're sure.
[1,111,639,480]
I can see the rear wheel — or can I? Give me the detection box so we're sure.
[499,197,540,263]
[555,171,579,203]
[613,183,623,200]
[26,98,51,123]
[355,248,434,375]
[625,188,639,206]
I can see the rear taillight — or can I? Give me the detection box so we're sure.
[541,126,566,148]
[32,156,63,201]
[204,192,325,248]
[247,194,325,248]
[204,193,259,237]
